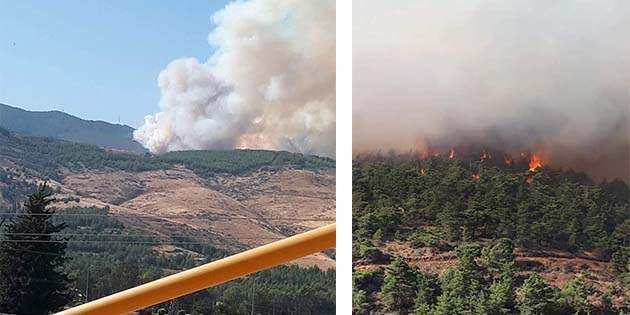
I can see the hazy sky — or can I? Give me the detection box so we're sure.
[0,0,229,127]
[354,0,629,151]
[353,0,630,179]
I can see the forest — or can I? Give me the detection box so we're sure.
[0,127,334,181]
[0,185,336,314]
[353,153,630,314]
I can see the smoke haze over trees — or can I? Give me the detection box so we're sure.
[353,0,630,180]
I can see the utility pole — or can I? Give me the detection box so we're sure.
[168,300,177,315]
[85,266,90,303]
[250,282,255,315]
[191,293,196,314]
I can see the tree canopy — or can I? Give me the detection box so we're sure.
[353,153,630,315]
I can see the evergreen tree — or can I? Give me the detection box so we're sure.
[381,258,418,313]
[0,183,71,314]
[414,272,440,315]
[353,269,382,314]
[437,203,465,241]
[482,238,515,276]
[487,278,514,315]
[353,289,371,315]
[434,244,486,315]
[515,273,556,315]
[559,275,594,315]
[483,239,516,313]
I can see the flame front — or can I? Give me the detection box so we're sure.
[481,149,491,161]
[419,143,439,159]
[471,174,480,180]
[415,145,545,174]
[504,153,513,165]
[529,154,542,172]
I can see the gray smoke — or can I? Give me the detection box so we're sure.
[354,0,630,180]
[135,0,335,157]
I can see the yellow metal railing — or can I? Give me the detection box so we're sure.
[55,223,336,315]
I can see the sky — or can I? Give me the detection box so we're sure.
[0,0,230,127]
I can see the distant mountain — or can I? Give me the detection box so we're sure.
[0,103,146,153]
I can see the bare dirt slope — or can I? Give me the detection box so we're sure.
[210,168,336,233]
[355,240,626,297]
[57,166,336,269]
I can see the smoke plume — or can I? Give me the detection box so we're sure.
[134,0,335,157]
[354,0,630,180]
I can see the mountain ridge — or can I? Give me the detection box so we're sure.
[0,102,146,153]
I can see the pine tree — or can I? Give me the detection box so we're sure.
[515,273,556,315]
[483,239,516,314]
[434,244,486,315]
[381,258,418,313]
[414,272,440,315]
[0,183,71,314]
[487,278,514,315]
[482,238,515,276]
[353,289,371,315]
[559,275,594,315]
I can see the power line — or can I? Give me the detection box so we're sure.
[0,212,334,221]
[0,232,285,240]
[9,247,64,257]
[0,239,285,245]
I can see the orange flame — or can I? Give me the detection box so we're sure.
[471,174,480,180]
[448,148,456,159]
[504,154,513,165]
[529,154,542,172]
[420,168,426,176]
[526,177,534,184]
[481,149,492,161]
[418,144,439,159]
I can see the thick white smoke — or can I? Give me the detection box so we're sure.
[134,0,335,157]
[354,0,630,180]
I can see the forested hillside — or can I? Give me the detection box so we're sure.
[0,129,336,314]
[353,153,629,314]
[0,103,146,153]
[0,127,334,181]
